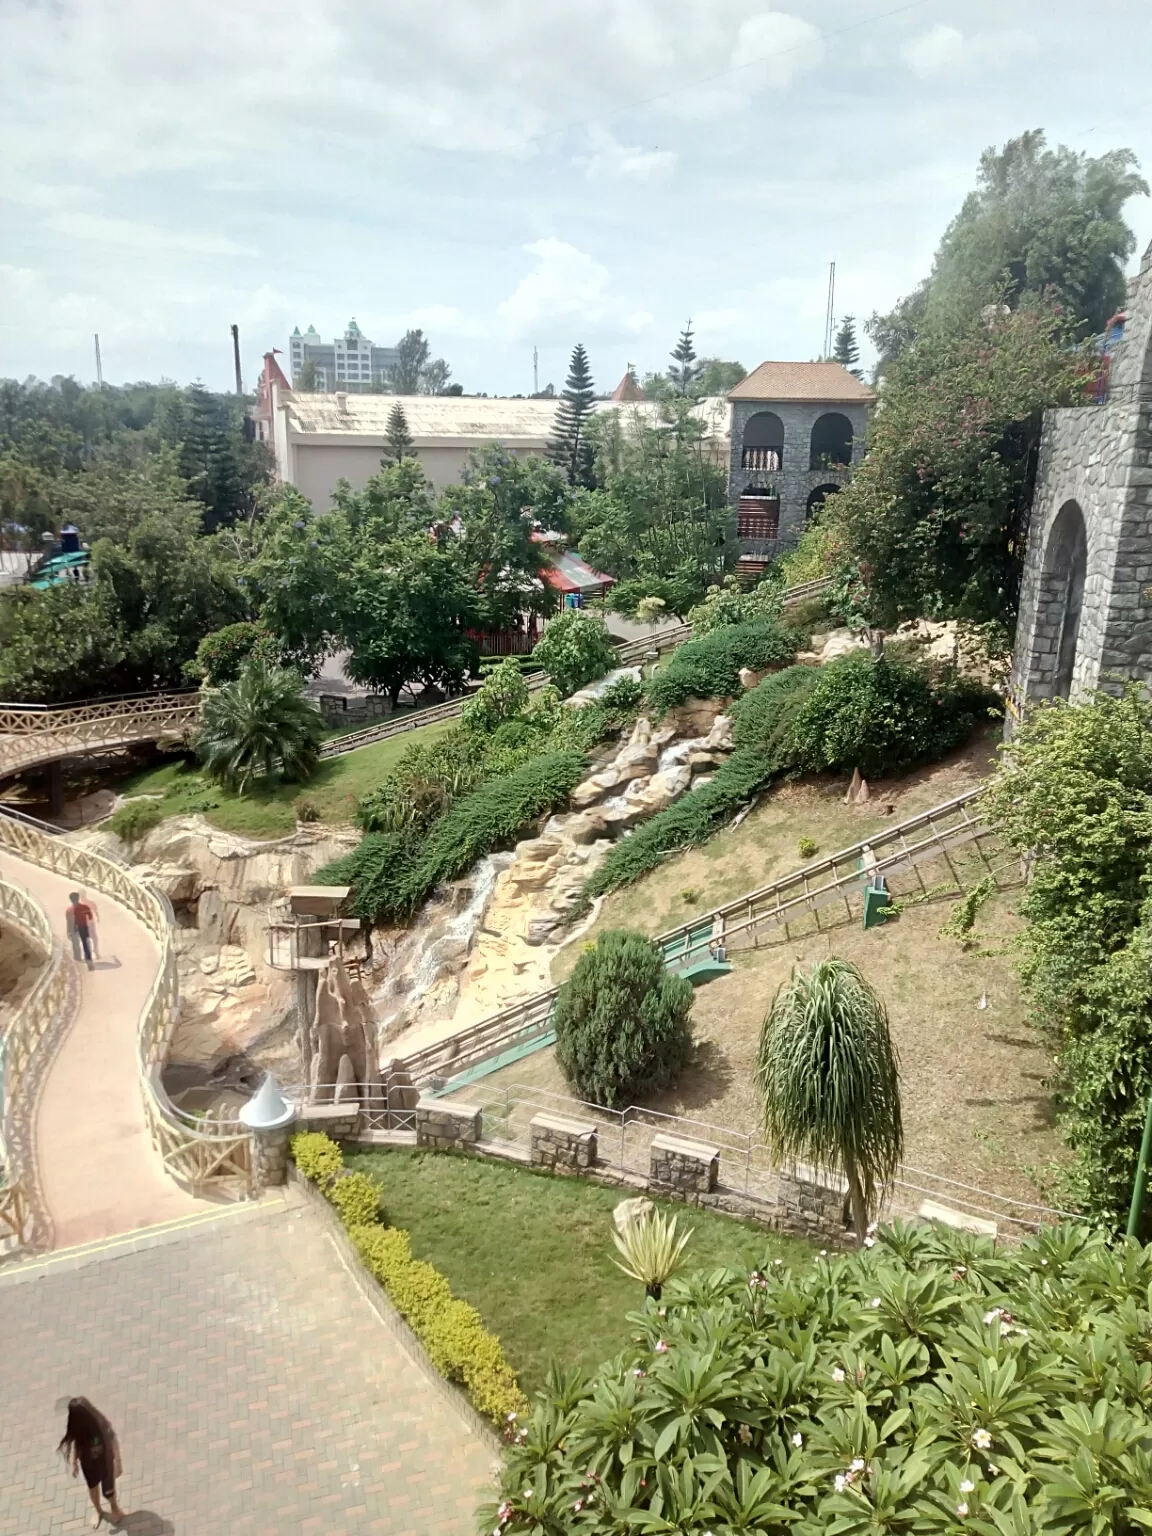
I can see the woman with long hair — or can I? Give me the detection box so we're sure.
[57,1397,124,1528]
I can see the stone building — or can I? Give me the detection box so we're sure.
[726,361,874,571]
[1010,242,1152,715]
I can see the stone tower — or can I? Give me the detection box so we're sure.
[1010,242,1152,718]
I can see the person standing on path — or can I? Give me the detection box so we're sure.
[67,892,95,970]
[57,1397,125,1528]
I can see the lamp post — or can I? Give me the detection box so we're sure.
[239,1072,296,1190]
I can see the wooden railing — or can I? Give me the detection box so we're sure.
[0,813,252,1203]
[401,782,1002,1088]
[0,692,200,777]
[0,876,66,1249]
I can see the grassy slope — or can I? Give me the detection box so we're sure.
[114,721,450,840]
[345,1147,809,1392]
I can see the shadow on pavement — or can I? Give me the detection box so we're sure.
[116,1513,175,1535]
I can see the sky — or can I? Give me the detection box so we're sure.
[1,0,1151,397]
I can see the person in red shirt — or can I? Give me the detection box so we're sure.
[67,892,95,970]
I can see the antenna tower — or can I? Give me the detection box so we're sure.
[823,262,836,358]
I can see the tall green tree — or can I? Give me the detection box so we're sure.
[197,658,324,794]
[825,302,1089,634]
[695,357,747,396]
[178,383,245,532]
[384,403,415,464]
[547,343,597,488]
[757,957,903,1240]
[869,131,1148,361]
[668,320,701,397]
[832,316,862,378]
[386,329,452,394]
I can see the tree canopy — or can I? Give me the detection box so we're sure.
[869,131,1147,362]
[547,343,597,488]
[386,328,453,394]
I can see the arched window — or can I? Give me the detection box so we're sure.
[806,483,841,520]
[1040,500,1088,700]
[809,412,853,470]
[741,411,784,471]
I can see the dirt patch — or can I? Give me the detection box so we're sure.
[551,726,1000,983]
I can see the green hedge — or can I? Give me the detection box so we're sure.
[484,1218,1152,1531]
[319,750,587,923]
[291,1131,527,1427]
[645,620,800,715]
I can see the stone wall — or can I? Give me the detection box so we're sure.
[727,399,870,553]
[415,1095,482,1150]
[530,1112,598,1172]
[316,693,393,726]
[649,1133,719,1200]
[1011,240,1152,715]
[775,1163,852,1246]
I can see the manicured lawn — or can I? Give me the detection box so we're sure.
[113,720,450,840]
[344,1147,810,1392]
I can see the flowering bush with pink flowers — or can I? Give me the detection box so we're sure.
[480,1219,1152,1533]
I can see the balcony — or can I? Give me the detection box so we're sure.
[741,447,782,472]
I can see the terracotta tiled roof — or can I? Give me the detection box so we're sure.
[728,361,874,403]
[610,371,644,402]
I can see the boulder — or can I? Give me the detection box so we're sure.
[703,714,734,751]
[818,628,869,662]
[564,810,610,845]
[687,750,724,769]
[216,945,257,989]
[738,667,763,691]
[141,864,201,907]
[666,696,726,736]
[196,887,232,945]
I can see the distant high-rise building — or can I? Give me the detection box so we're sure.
[288,319,399,391]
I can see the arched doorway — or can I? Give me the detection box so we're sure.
[809,412,853,470]
[806,483,841,520]
[1040,500,1088,700]
[741,411,784,471]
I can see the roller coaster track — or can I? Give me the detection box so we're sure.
[0,578,832,777]
[398,784,1009,1088]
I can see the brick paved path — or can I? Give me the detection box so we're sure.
[0,1196,498,1535]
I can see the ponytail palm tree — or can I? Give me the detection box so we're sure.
[756,958,902,1241]
[197,658,324,794]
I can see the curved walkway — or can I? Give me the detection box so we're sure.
[0,850,201,1248]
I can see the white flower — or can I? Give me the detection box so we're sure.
[987,1464,999,1476]
[972,1428,993,1450]
[960,1479,975,1494]
[631,1367,645,1378]
[863,1236,876,1248]
[792,1432,804,1448]
[774,1258,783,1266]
[1040,1258,1048,1266]
[983,1309,1002,1325]
[523,1486,534,1498]
[654,1339,668,1353]
[850,1458,866,1472]
[820,1249,828,1257]
[832,1367,847,1383]
[957,1502,969,1518]
[834,1474,847,1492]
[999,1322,1011,1337]
[658,1307,666,1317]
[870,1297,882,1308]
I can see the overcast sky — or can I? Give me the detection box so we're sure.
[2,0,1150,397]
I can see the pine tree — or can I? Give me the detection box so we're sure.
[833,316,863,379]
[384,403,415,464]
[669,321,701,397]
[547,343,596,487]
[180,383,243,532]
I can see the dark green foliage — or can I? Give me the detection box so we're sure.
[832,314,862,378]
[985,690,1152,1230]
[598,674,644,713]
[547,343,596,488]
[529,611,616,696]
[668,321,700,397]
[554,929,694,1107]
[188,621,278,685]
[484,1218,1152,1533]
[757,958,903,1237]
[772,652,997,779]
[584,747,779,899]
[384,403,415,464]
[196,659,323,793]
[645,620,799,714]
[320,752,586,923]
[106,799,164,842]
[730,664,821,754]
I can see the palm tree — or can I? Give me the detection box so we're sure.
[756,958,902,1241]
[197,658,324,795]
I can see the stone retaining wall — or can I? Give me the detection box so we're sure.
[775,1162,853,1247]
[649,1133,720,1200]
[530,1112,598,1172]
[415,1096,482,1150]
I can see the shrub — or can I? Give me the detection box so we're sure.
[798,835,818,858]
[784,652,996,779]
[730,662,820,754]
[293,793,320,823]
[459,657,529,734]
[314,830,418,923]
[483,1219,1152,1532]
[197,658,324,793]
[687,572,785,635]
[291,1132,527,1426]
[598,674,644,714]
[107,798,164,842]
[645,620,799,715]
[554,929,694,1107]
[329,1170,383,1228]
[530,610,617,697]
[290,1130,343,1189]
[582,748,779,899]
[186,621,279,686]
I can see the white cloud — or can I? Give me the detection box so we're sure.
[900,23,1037,80]
[47,212,259,258]
[577,128,677,182]
[497,238,654,341]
